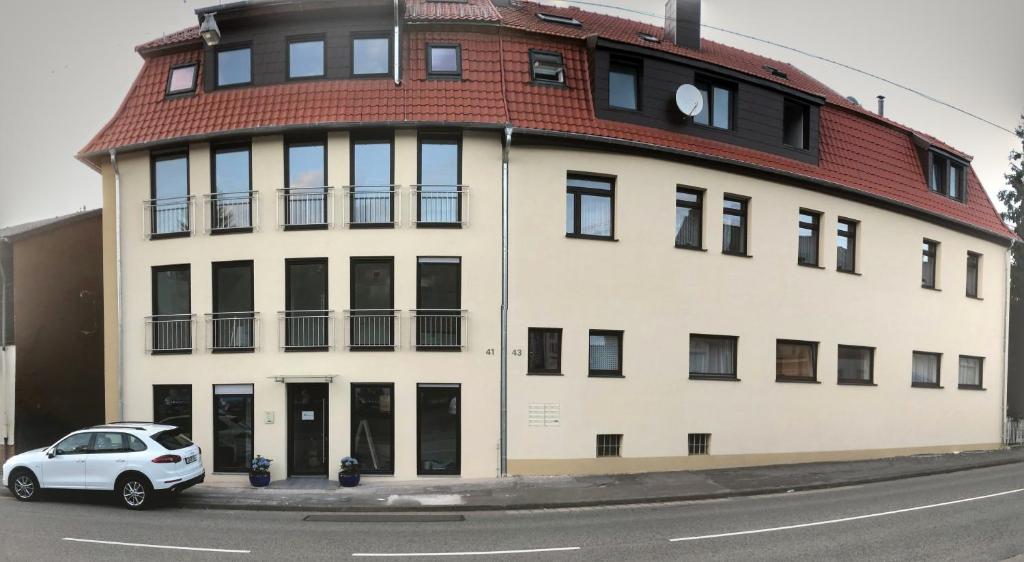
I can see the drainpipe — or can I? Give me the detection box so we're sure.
[0,242,8,460]
[393,0,401,86]
[110,149,125,422]
[1002,241,1013,443]
[500,126,513,477]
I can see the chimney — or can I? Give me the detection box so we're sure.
[877,95,885,117]
[665,0,701,50]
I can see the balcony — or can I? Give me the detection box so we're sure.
[412,185,467,227]
[144,196,194,239]
[204,191,258,233]
[410,309,467,350]
[278,310,334,351]
[145,314,195,354]
[344,186,399,227]
[277,187,334,229]
[344,309,401,350]
[205,312,259,352]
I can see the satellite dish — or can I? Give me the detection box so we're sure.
[675,84,704,117]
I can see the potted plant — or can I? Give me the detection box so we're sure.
[339,456,360,487]
[249,455,272,487]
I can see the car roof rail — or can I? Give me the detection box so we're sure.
[90,424,149,431]
[111,421,156,424]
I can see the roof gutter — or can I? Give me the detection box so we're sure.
[109,149,125,423]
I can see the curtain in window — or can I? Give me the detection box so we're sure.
[589,334,619,371]
[958,357,981,386]
[912,353,939,384]
[838,347,871,381]
[689,337,734,376]
[580,195,611,236]
[675,207,701,247]
[777,342,814,379]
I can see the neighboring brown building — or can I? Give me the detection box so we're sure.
[0,209,104,457]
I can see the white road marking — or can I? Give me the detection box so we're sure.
[352,546,581,557]
[669,487,1024,542]
[63,537,250,554]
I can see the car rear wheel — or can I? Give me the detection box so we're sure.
[9,470,39,502]
[117,475,152,510]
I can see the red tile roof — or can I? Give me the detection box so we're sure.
[81,1,1011,240]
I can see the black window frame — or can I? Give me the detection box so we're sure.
[928,151,967,203]
[782,98,810,150]
[351,33,392,78]
[211,260,256,354]
[721,194,749,256]
[426,43,462,79]
[687,433,710,455]
[957,355,984,390]
[911,351,942,388]
[416,383,461,476]
[527,327,563,375]
[350,131,396,229]
[416,131,463,228]
[414,256,462,352]
[283,136,329,231]
[588,329,624,378]
[151,264,192,355]
[349,256,395,352]
[566,173,616,241]
[212,384,255,473]
[837,345,875,386]
[153,384,193,439]
[596,434,622,457]
[966,251,981,298]
[215,43,253,88]
[607,55,641,112]
[922,239,939,290]
[165,62,199,98]
[149,149,191,240]
[529,50,566,86]
[210,142,254,235]
[797,208,821,267]
[284,257,330,352]
[693,76,735,131]
[674,186,704,250]
[775,339,819,383]
[351,382,396,475]
[837,217,858,274]
[688,334,739,381]
[286,35,326,81]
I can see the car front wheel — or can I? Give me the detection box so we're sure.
[117,475,152,510]
[9,470,39,502]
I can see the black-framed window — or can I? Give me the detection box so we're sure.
[351,134,395,226]
[589,330,623,377]
[152,264,191,353]
[166,63,198,96]
[694,77,733,130]
[922,239,939,289]
[722,195,748,255]
[838,345,874,385]
[912,351,941,387]
[608,57,640,111]
[213,384,254,473]
[797,209,821,266]
[527,328,562,375]
[352,36,390,76]
[837,218,857,273]
[285,139,328,229]
[350,257,395,350]
[216,46,252,87]
[288,37,325,79]
[212,261,255,352]
[566,174,614,239]
[91,432,147,454]
[689,335,737,380]
[958,356,984,389]
[211,144,253,232]
[284,258,329,350]
[150,151,190,237]
[153,385,192,439]
[596,434,622,457]
[351,383,395,474]
[688,433,710,455]
[417,384,460,475]
[529,50,565,85]
[416,257,462,350]
[675,187,703,249]
[418,133,462,226]
[776,340,817,382]
[427,44,461,78]
[966,252,981,298]
[929,152,966,202]
[783,99,810,150]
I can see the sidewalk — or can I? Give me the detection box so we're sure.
[174,447,1024,512]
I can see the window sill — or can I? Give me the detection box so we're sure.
[566,233,618,242]
[284,347,332,353]
[588,373,624,379]
[210,227,254,236]
[911,382,944,389]
[210,348,256,354]
[416,223,463,230]
[350,223,396,230]
[838,380,877,386]
[797,262,825,270]
[526,372,564,376]
[966,295,984,301]
[689,375,740,382]
[151,350,193,356]
[675,244,707,252]
[775,377,820,384]
[722,251,752,258]
[958,385,986,391]
[921,285,942,292]
[837,269,861,276]
[283,224,329,232]
[149,232,192,241]
[164,91,197,100]
[530,80,568,89]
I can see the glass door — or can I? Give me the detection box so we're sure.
[417,384,460,475]
[350,384,394,474]
[287,383,329,476]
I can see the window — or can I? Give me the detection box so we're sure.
[596,434,622,457]
[837,218,857,273]
[912,351,941,387]
[416,257,462,350]
[688,433,710,455]
[529,50,565,85]
[675,188,703,249]
[776,340,817,382]
[211,145,252,232]
[92,432,147,453]
[566,175,614,239]
[417,134,462,225]
[353,36,390,76]
[608,58,639,111]
[797,210,820,266]
[922,240,939,289]
[783,99,810,149]
[722,196,748,255]
[285,140,328,228]
[528,328,562,375]
[694,78,733,130]
[958,356,984,389]
[284,259,329,350]
[151,264,191,353]
[150,152,190,237]
[838,346,874,385]
[417,384,460,475]
[212,261,255,352]
[151,428,193,451]
[351,135,395,225]
[216,46,252,87]
[288,38,325,79]
[350,257,395,349]
[153,385,192,438]
[929,152,966,202]
[966,252,981,298]
[427,44,461,78]
[352,384,395,474]
[213,384,254,473]
[589,330,623,377]
[54,433,93,455]
[689,335,737,380]
[166,63,198,96]
[537,12,582,26]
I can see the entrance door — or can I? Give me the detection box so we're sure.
[416,384,460,475]
[351,384,394,474]
[287,383,329,476]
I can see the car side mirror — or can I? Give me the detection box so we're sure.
[47,449,56,459]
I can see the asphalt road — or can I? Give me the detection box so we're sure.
[1,463,1023,561]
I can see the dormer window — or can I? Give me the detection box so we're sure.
[783,99,809,150]
[427,44,462,79]
[530,50,565,85]
[288,37,325,79]
[693,77,733,130]
[928,151,967,202]
[608,57,640,111]
[537,13,582,27]
[216,46,252,87]
[166,63,198,96]
[353,36,391,76]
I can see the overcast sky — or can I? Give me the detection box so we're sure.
[0,0,1021,227]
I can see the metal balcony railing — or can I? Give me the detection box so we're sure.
[344,186,399,227]
[205,312,259,352]
[277,187,334,229]
[145,314,195,353]
[144,196,194,239]
[204,191,258,233]
[344,309,401,350]
[278,310,334,350]
[411,185,467,226]
[410,309,467,350]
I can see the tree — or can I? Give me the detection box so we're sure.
[998,116,1024,419]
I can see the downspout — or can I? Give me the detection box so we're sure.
[1002,240,1013,443]
[393,0,401,86]
[110,149,125,422]
[0,240,8,460]
[500,125,513,477]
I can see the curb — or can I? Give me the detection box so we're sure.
[171,455,1024,513]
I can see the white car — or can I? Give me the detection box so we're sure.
[2,422,204,509]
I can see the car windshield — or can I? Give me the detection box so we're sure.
[151,429,193,451]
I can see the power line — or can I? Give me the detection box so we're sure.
[553,0,1015,135]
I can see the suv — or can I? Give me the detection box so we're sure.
[2,422,204,509]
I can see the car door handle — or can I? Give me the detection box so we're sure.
[116,459,126,463]
[76,460,86,464]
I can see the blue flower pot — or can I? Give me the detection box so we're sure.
[339,473,360,487]
[249,473,271,487]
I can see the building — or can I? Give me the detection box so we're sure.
[77,0,1015,481]
[0,210,105,459]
